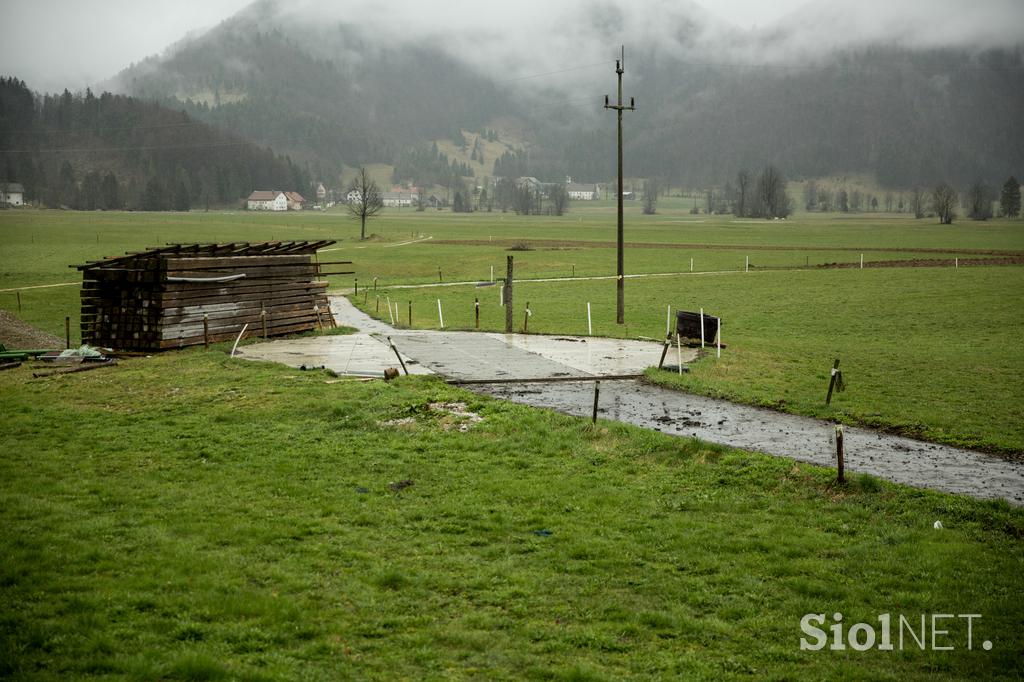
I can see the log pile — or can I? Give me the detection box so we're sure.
[75,241,350,351]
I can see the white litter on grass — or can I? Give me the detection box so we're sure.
[378,403,483,432]
[933,520,944,530]
[378,417,416,428]
[429,402,483,432]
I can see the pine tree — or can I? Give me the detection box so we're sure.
[1000,176,1021,218]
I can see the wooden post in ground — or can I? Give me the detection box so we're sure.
[203,314,209,350]
[826,358,841,405]
[474,298,480,329]
[65,316,70,349]
[523,302,530,333]
[387,336,409,375]
[677,333,683,375]
[354,278,358,295]
[592,381,601,424]
[408,301,412,327]
[835,424,846,484]
[16,290,21,312]
[505,256,513,333]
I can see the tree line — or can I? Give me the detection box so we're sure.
[0,77,309,210]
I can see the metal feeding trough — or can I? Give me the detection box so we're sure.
[676,310,719,342]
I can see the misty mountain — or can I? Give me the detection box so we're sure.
[109,0,1023,189]
[114,2,518,183]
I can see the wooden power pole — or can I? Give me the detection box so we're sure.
[604,46,635,325]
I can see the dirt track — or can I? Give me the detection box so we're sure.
[0,310,62,349]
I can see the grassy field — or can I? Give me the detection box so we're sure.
[1,349,1022,679]
[2,206,1022,455]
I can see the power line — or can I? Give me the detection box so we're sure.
[498,61,615,83]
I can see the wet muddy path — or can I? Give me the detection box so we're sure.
[471,379,1024,505]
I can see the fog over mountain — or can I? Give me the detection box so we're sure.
[7,0,1024,193]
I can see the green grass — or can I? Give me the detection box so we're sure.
[361,264,1024,455]
[1,207,1022,452]
[1,351,1021,679]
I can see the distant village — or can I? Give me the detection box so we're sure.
[243,178,605,211]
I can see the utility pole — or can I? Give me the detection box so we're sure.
[604,46,635,325]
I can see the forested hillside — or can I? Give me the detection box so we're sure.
[120,11,516,185]
[0,77,309,209]
[106,1,1023,192]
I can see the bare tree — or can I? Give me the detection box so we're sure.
[347,167,383,239]
[755,165,790,218]
[913,188,925,217]
[549,183,569,216]
[642,179,658,215]
[932,183,957,224]
[734,169,750,217]
[966,181,994,220]
[804,180,818,211]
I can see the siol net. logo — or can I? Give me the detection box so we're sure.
[800,613,992,652]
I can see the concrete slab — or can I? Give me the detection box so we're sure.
[382,332,591,381]
[235,333,432,377]
[489,333,683,376]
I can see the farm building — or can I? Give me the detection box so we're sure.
[76,241,345,351]
[567,182,600,200]
[246,190,306,211]
[382,189,419,207]
[0,182,25,207]
[246,191,287,211]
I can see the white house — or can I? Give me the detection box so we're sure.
[246,191,288,211]
[346,189,362,204]
[0,182,25,207]
[567,182,600,201]
[382,188,419,207]
[315,183,326,202]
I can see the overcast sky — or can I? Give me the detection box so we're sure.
[1,0,1020,94]
[1,0,808,93]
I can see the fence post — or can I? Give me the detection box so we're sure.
[505,256,514,333]
[826,358,841,405]
[835,424,846,484]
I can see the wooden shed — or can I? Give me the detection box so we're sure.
[75,241,348,351]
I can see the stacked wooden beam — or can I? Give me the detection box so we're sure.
[75,241,350,351]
